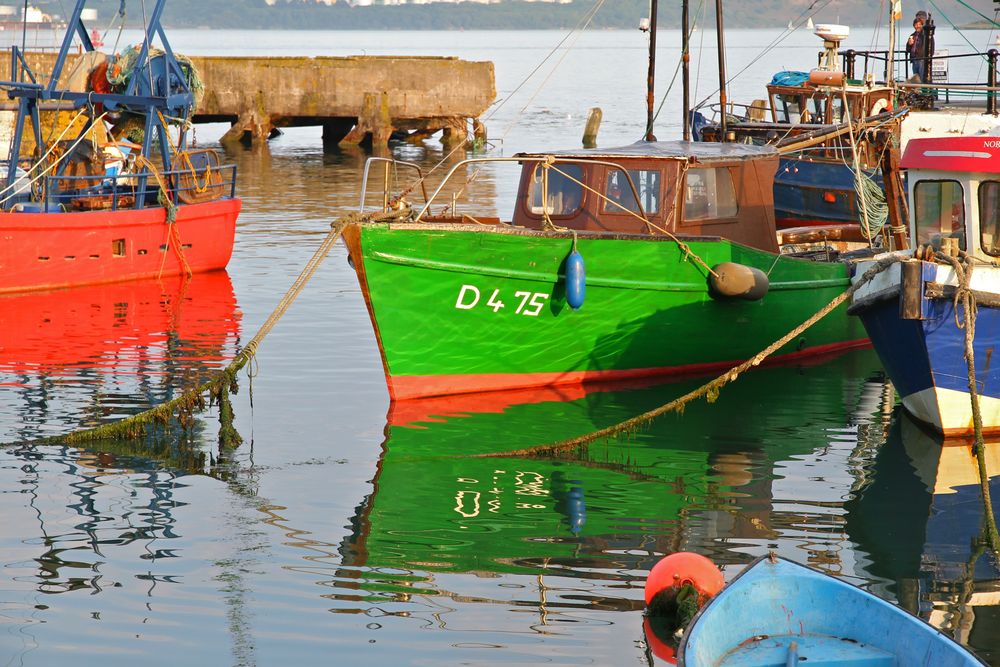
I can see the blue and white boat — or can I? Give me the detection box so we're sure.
[677,554,984,666]
[850,136,1000,437]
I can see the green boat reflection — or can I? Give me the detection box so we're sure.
[341,350,891,582]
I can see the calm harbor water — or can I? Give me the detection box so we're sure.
[2,26,1000,666]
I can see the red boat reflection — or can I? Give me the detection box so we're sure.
[0,270,241,383]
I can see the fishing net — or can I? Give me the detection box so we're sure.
[107,44,205,115]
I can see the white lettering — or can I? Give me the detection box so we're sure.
[455,284,481,310]
[454,490,481,518]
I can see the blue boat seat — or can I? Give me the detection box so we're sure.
[723,634,895,667]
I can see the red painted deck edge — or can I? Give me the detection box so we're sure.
[386,338,872,400]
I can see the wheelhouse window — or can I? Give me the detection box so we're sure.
[980,181,1000,256]
[603,169,661,215]
[810,94,828,124]
[528,163,583,216]
[776,94,805,123]
[913,180,966,250]
[683,167,739,222]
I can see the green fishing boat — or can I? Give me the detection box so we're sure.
[344,142,872,400]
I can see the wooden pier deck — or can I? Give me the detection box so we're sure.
[1,53,496,149]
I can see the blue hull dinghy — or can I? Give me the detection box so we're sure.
[677,554,983,666]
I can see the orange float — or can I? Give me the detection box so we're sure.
[644,551,724,607]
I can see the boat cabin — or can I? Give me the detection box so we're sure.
[699,71,893,161]
[763,75,893,126]
[901,136,1000,261]
[509,141,781,253]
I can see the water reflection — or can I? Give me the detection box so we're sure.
[222,139,506,236]
[846,411,1000,664]
[337,351,892,613]
[0,271,242,442]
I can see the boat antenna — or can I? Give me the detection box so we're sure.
[716,0,728,141]
[887,0,900,87]
[683,0,691,140]
[20,0,27,70]
[645,0,658,141]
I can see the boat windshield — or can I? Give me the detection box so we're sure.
[603,169,661,214]
[683,167,739,222]
[528,163,583,216]
[979,181,1000,256]
[913,180,966,250]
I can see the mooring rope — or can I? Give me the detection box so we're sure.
[4,208,404,450]
[476,253,906,459]
[937,250,1000,557]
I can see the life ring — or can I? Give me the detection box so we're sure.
[869,98,890,115]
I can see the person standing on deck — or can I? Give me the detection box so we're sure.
[908,11,935,83]
[907,17,927,81]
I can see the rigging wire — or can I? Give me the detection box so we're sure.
[949,0,1000,29]
[693,0,835,111]
[492,0,606,143]
[928,0,990,59]
[648,0,706,134]
[692,0,708,121]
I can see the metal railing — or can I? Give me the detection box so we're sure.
[36,163,238,213]
[839,47,1000,113]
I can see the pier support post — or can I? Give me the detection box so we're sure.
[220,108,275,148]
[440,118,468,150]
[340,92,394,149]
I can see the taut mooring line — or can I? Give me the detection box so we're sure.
[476,254,906,459]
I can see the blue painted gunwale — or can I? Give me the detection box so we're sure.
[677,554,983,666]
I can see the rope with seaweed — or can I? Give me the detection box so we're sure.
[474,253,906,459]
[4,208,405,450]
[936,250,1000,558]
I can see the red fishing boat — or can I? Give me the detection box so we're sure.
[0,0,239,294]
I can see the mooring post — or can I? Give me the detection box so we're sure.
[582,107,602,148]
[471,118,487,149]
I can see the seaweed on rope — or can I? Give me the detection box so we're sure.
[2,207,406,451]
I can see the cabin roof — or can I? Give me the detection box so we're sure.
[901,136,1000,174]
[515,140,777,164]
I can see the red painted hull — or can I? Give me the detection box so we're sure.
[388,339,871,401]
[0,198,240,293]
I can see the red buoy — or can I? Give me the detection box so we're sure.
[644,552,724,606]
[642,617,678,665]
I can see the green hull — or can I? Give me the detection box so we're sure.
[345,223,867,399]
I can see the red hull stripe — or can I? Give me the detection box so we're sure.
[387,339,871,400]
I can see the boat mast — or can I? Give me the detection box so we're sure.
[887,0,899,86]
[645,0,658,141]
[715,0,728,140]
[683,0,691,140]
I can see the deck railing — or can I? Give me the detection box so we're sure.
[839,48,1000,113]
[38,163,238,213]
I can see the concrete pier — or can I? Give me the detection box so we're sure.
[2,53,496,150]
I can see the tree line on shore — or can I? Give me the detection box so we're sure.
[28,0,992,31]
